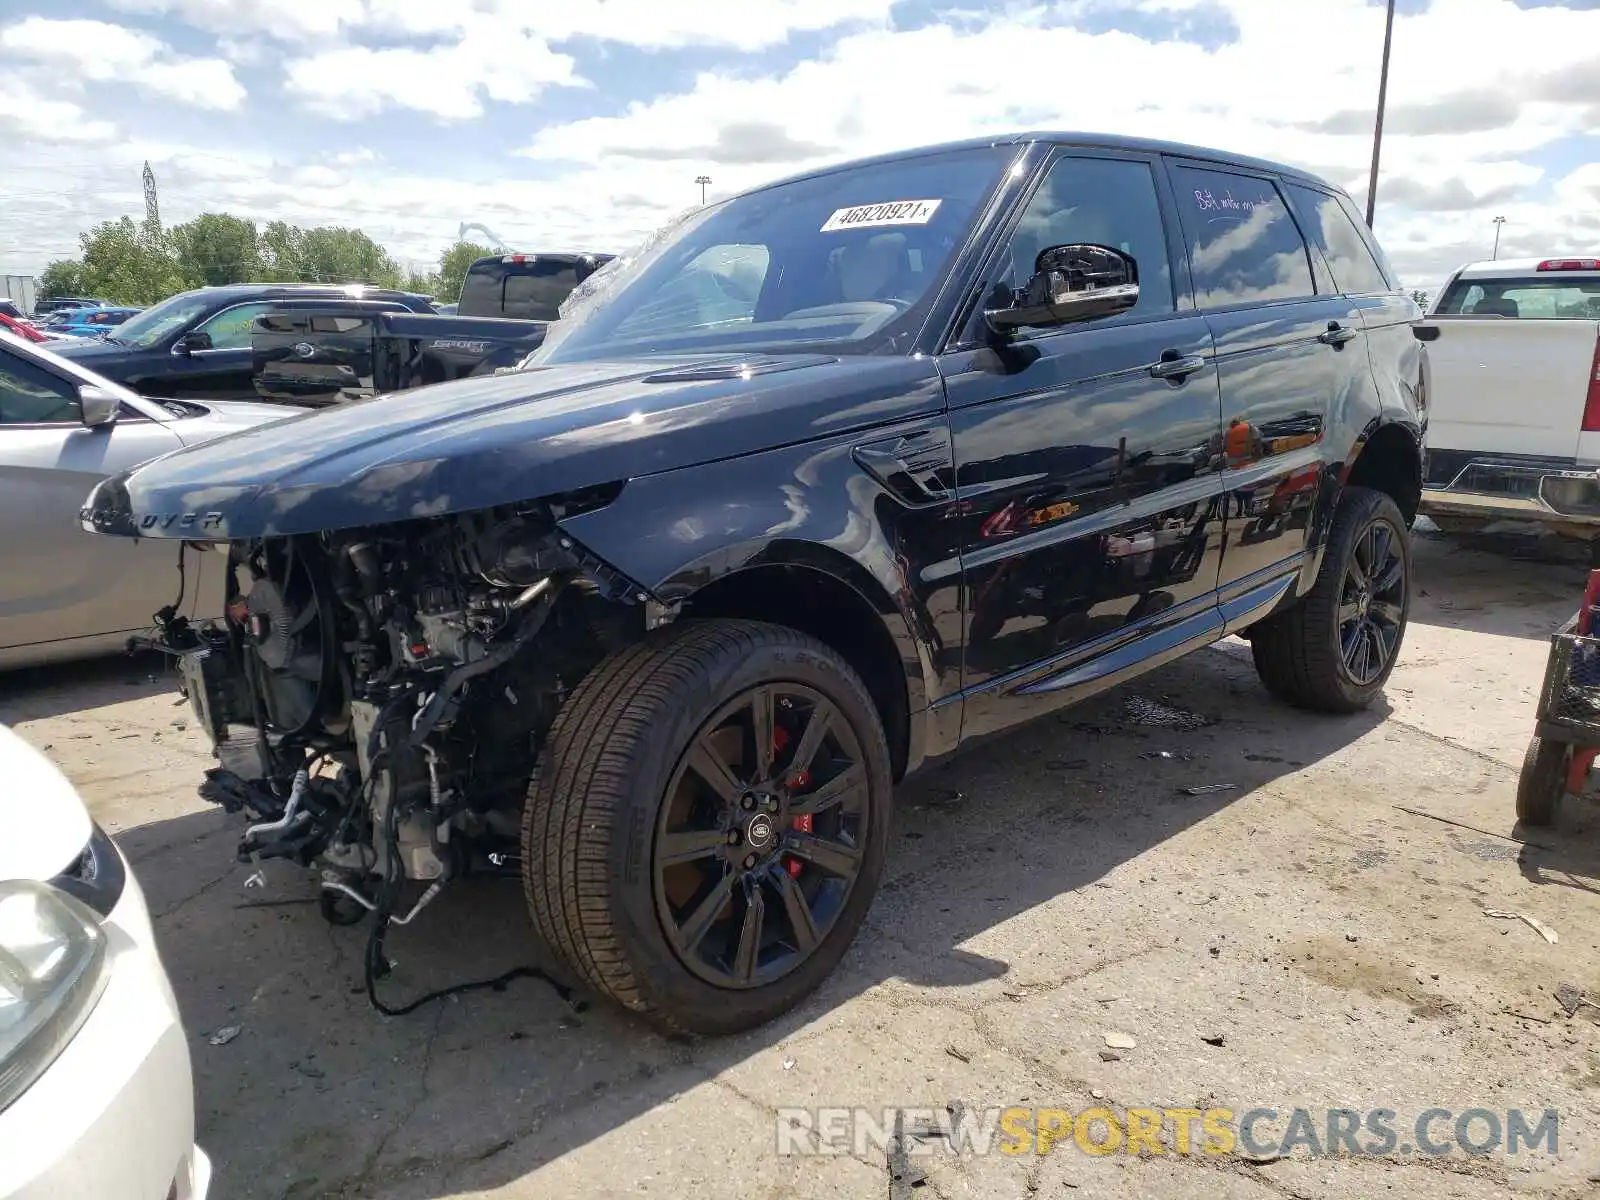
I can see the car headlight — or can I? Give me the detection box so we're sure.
[0,880,111,1114]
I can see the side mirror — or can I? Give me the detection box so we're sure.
[985,243,1140,335]
[78,384,120,429]
[173,330,213,356]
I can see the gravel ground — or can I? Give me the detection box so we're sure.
[5,526,1600,1199]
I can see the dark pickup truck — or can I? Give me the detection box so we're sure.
[84,132,1423,1038]
[48,284,437,401]
[252,251,613,405]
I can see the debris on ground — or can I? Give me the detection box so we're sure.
[1098,1050,1120,1062]
[1181,784,1238,796]
[1103,1031,1137,1050]
[781,1056,795,1070]
[1556,983,1600,1017]
[945,1045,971,1063]
[208,1025,242,1046]
[1201,1033,1226,1047]
[1140,750,1193,762]
[1123,695,1213,731]
[1483,909,1559,944]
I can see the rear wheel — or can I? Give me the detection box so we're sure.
[1516,735,1567,827]
[521,619,892,1034]
[1251,486,1411,713]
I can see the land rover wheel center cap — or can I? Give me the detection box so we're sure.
[746,812,776,851]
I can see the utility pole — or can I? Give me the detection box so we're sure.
[1364,0,1396,228]
[142,160,160,230]
[695,175,712,205]
[1492,215,1506,260]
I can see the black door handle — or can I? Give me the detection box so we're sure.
[1149,351,1207,381]
[1318,322,1358,347]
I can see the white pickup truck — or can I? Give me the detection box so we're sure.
[1416,256,1600,545]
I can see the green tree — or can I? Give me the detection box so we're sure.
[297,226,402,286]
[37,259,85,299]
[433,241,493,304]
[258,220,310,282]
[73,217,184,305]
[169,213,261,287]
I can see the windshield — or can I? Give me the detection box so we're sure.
[108,291,214,347]
[1436,276,1600,319]
[531,145,1016,365]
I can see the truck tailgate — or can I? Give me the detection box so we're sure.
[1423,316,1600,462]
[254,309,382,407]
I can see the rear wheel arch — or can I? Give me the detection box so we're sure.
[1342,419,1422,526]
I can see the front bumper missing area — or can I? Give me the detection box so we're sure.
[1420,459,1600,537]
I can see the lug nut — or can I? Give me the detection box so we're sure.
[741,795,756,810]
[727,830,741,845]
[743,854,758,870]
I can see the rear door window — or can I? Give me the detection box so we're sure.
[1170,165,1316,309]
[1285,183,1392,295]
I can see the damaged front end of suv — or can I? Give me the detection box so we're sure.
[84,477,661,1008]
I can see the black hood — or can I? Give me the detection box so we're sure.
[82,352,943,540]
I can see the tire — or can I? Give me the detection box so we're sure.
[521,619,892,1035]
[1516,735,1567,827]
[1250,486,1411,713]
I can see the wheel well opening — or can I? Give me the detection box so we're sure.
[682,565,911,780]
[1346,424,1421,525]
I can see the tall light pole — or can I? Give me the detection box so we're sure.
[1492,215,1506,260]
[1364,0,1397,228]
[695,175,712,205]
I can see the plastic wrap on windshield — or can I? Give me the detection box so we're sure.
[508,206,709,372]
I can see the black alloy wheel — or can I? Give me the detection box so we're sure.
[654,683,869,989]
[1338,519,1406,686]
[1250,485,1411,713]
[521,619,892,1035]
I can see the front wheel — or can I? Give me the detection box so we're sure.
[1251,486,1411,713]
[521,619,892,1034]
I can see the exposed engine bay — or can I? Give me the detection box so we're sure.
[148,491,648,1007]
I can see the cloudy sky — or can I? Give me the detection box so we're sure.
[2,0,1596,291]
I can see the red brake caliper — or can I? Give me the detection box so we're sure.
[772,725,811,878]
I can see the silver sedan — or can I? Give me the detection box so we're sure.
[0,329,296,669]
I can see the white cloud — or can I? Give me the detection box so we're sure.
[0,80,117,143]
[108,0,365,41]
[283,23,585,120]
[0,16,246,109]
[3,0,1598,289]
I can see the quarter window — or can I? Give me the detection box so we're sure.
[0,350,79,424]
[1285,183,1392,295]
[990,155,1174,331]
[1171,166,1315,309]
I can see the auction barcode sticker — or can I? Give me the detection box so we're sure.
[820,199,942,232]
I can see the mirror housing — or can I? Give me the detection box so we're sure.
[173,330,213,356]
[985,243,1140,335]
[78,384,120,429]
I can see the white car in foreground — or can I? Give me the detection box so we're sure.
[0,724,210,1200]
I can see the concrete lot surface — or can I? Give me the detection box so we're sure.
[6,527,1600,1198]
